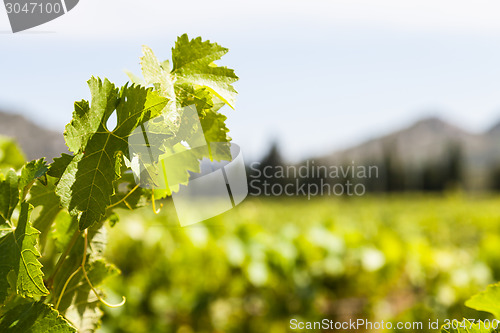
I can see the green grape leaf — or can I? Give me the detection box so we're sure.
[141,46,175,102]
[127,38,237,198]
[124,69,145,86]
[0,202,49,303]
[466,283,500,319]
[65,303,102,333]
[0,297,76,332]
[19,159,49,200]
[51,212,77,253]
[201,110,231,161]
[56,78,168,230]
[441,319,498,332]
[135,36,236,150]
[0,135,25,170]
[175,84,216,117]
[172,34,238,109]
[48,154,74,181]
[0,170,19,226]
[28,176,63,250]
[175,85,232,159]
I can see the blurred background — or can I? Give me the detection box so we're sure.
[2,0,500,332]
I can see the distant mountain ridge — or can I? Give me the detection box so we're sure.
[0,111,67,161]
[321,117,471,165]
[319,116,500,190]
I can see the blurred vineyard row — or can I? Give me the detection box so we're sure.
[100,194,500,333]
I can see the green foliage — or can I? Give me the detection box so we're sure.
[0,136,25,171]
[0,203,49,303]
[2,32,500,333]
[129,33,236,164]
[0,297,75,332]
[100,196,500,333]
[0,34,237,333]
[20,158,49,199]
[172,35,238,109]
[466,283,500,319]
[28,176,63,249]
[126,41,236,197]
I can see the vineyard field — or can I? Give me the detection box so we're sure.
[100,194,500,332]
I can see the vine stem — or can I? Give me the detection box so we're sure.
[81,264,126,308]
[51,183,140,287]
[80,230,126,307]
[151,189,163,214]
[107,184,139,209]
[54,230,126,309]
[55,267,81,310]
[50,185,138,305]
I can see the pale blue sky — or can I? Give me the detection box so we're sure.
[2,0,500,161]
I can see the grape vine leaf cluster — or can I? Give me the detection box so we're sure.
[127,34,237,195]
[0,34,238,332]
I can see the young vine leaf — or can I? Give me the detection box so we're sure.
[126,35,238,197]
[172,34,238,109]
